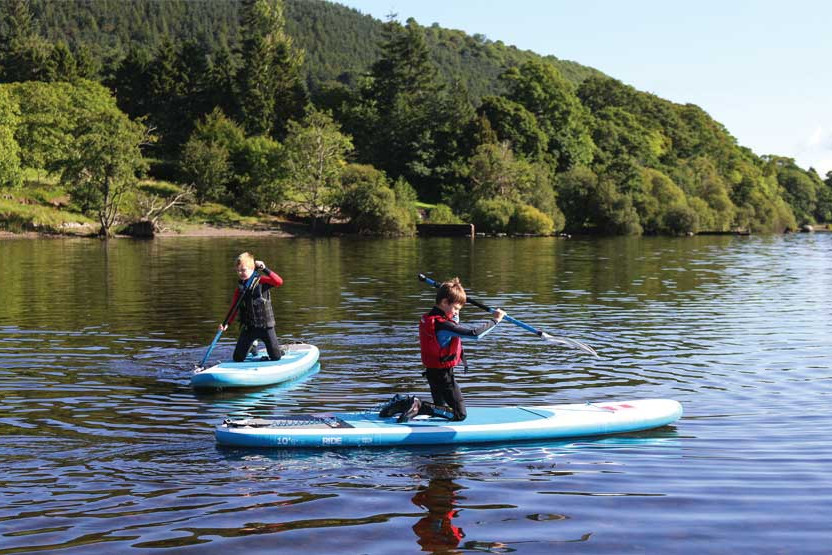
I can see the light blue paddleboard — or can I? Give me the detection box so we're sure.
[215,398,682,448]
[192,343,319,389]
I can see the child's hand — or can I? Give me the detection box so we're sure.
[218,323,228,331]
[255,260,266,270]
[493,309,507,323]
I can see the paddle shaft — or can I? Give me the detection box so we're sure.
[417,273,545,332]
[198,271,260,368]
[417,273,598,357]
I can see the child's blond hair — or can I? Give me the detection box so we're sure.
[436,277,467,305]
[236,252,255,270]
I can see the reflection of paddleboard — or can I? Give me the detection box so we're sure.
[191,344,319,389]
[216,398,682,448]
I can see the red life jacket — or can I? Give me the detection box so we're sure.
[419,312,462,368]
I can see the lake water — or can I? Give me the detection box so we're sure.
[0,234,830,554]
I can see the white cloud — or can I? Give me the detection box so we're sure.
[805,126,825,148]
[794,127,832,175]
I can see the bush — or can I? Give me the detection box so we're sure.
[510,204,555,235]
[340,164,416,236]
[471,198,515,233]
[427,203,462,224]
[662,204,699,235]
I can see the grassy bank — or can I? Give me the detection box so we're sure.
[0,175,267,237]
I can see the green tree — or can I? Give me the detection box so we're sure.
[47,40,78,82]
[348,17,470,201]
[0,0,53,83]
[282,106,353,228]
[237,0,305,137]
[467,141,534,204]
[477,95,548,161]
[0,86,22,187]
[634,168,688,234]
[54,109,151,236]
[501,60,594,171]
[556,165,642,234]
[231,134,285,213]
[339,164,416,235]
[179,107,246,203]
[510,204,556,235]
[8,80,120,173]
[427,204,461,224]
[470,198,514,233]
[775,158,820,224]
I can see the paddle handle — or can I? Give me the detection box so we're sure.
[418,273,504,315]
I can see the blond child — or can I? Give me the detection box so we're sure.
[219,252,284,361]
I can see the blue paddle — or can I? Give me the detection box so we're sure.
[418,273,598,357]
[197,271,260,369]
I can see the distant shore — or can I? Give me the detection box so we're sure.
[0,223,296,240]
[2,221,830,240]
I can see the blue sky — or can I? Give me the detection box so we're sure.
[337,0,832,176]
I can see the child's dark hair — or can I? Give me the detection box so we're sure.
[436,277,467,305]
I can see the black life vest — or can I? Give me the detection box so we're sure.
[419,312,462,368]
[238,280,276,328]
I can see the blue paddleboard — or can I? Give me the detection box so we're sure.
[216,398,682,448]
[192,343,319,389]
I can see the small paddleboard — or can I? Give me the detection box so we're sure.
[215,398,682,448]
[192,343,319,389]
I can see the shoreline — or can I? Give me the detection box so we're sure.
[0,223,297,240]
[3,222,830,240]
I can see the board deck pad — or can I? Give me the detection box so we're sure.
[216,399,683,448]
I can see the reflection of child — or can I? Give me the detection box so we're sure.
[219,252,284,362]
[412,487,464,550]
[380,277,505,422]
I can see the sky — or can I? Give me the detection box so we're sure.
[337,0,832,176]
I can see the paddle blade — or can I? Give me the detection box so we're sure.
[541,332,599,358]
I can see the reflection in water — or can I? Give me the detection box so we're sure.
[1,235,831,553]
[411,463,466,552]
[193,363,321,418]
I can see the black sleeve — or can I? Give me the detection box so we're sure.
[434,317,498,337]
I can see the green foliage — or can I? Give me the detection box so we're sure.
[53,106,150,236]
[344,17,463,201]
[339,163,416,235]
[6,80,122,173]
[556,166,642,235]
[0,86,22,187]
[3,0,825,237]
[775,157,822,224]
[634,168,688,234]
[661,204,699,235]
[470,198,515,233]
[478,96,548,161]
[179,108,245,203]
[501,60,595,171]
[510,204,555,235]
[231,134,285,213]
[467,142,535,205]
[238,0,305,137]
[282,106,353,225]
[427,203,462,224]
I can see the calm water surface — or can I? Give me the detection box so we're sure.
[0,234,830,554]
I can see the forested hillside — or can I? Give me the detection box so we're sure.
[1,0,830,238]
[18,0,602,97]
